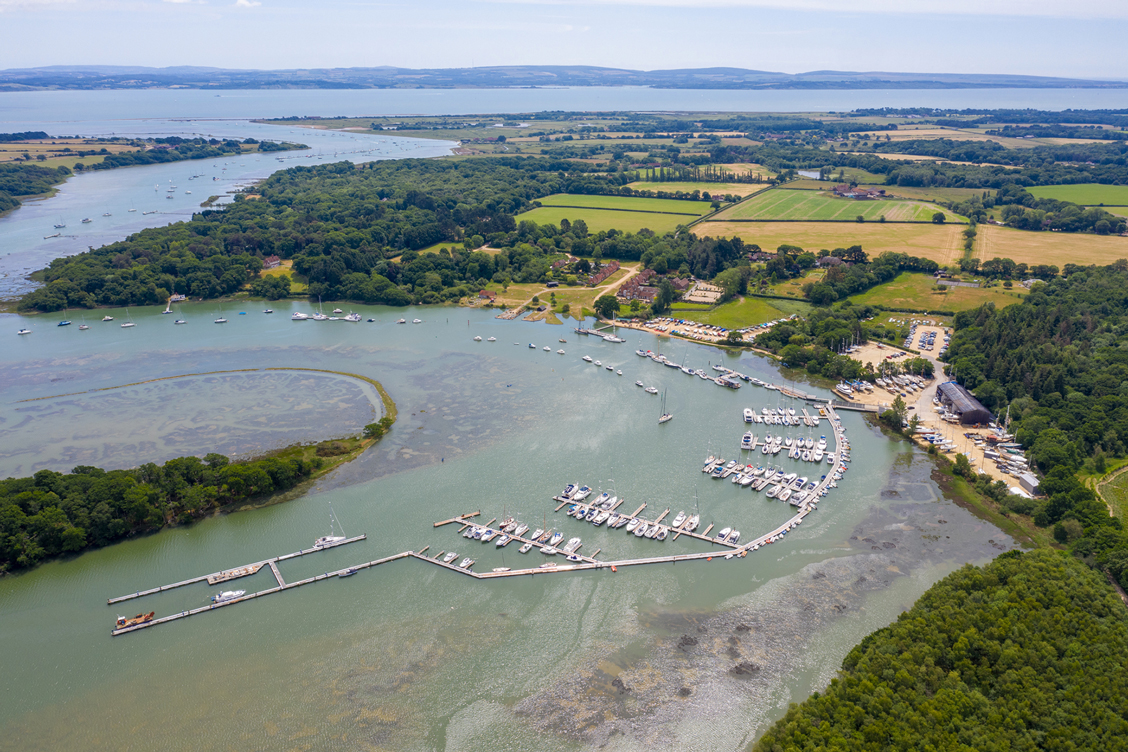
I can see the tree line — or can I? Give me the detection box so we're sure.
[0,453,320,573]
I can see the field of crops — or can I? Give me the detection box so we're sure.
[1027,184,1128,206]
[976,225,1128,267]
[519,207,689,234]
[715,188,959,223]
[536,193,713,216]
[696,221,967,265]
[849,272,1027,312]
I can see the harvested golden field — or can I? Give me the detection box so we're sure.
[976,225,1128,267]
[696,221,966,265]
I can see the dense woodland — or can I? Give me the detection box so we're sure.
[754,550,1128,752]
[0,453,320,572]
[18,158,749,311]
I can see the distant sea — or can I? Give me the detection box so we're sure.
[2,86,1128,124]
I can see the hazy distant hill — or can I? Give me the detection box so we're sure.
[1,65,1125,91]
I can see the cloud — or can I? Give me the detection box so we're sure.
[234,0,259,6]
[481,0,1128,19]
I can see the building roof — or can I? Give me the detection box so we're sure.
[936,382,992,421]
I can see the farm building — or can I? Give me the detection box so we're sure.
[936,382,992,425]
[262,255,281,269]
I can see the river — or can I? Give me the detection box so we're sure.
[0,302,1015,751]
[0,88,1029,750]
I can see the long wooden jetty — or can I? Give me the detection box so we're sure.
[111,547,409,636]
[107,535,367,605]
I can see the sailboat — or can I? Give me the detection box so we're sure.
[313,503,348,548]
[312,295,328,321]
[57,307,71,327]
[78,315,89,331]
[214,305,228,324]
[174,305,187,325]
[128,200,136,213]
[658,388,672,424]
[120,309,136,328]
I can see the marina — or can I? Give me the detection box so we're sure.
[105,405,848,636]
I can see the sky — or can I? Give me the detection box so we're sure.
[0,0,1126,79]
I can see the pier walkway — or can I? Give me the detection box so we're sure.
[107,535,367,605]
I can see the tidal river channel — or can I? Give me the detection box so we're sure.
[0,302,1015,751]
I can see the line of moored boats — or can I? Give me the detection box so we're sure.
[743,406,820,427]
[557,484,744,545]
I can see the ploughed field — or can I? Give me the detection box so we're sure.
[714,188,962,223]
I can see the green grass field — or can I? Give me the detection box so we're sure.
[1027,184,1128,206]
[627,181,770,198]
[536,193,714,216]
[1097,468,1128,520]
[849,272,1027,312]
[669,296,811,328]
[716,188,961,223]
[520,207,690,234]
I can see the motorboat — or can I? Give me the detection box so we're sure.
[519,542,534,553]
[644,525,659,539]
[593,511,610,525]
[344,312,361,322]
[743,408,754,423]
[625,518,641,532]
[314,535,346,548]
[540,546,559,555]
[716,527,732,541]
[671,511,687,528]
[338,568,357,578]
[514,523,529,537]
[214,316,228,324]
[727,530,740,544]
[559,350,567,354]
[175,319,187,325]
[474,336,483,341]
[562,537,582,554]
[291,312,309,320]
[458,558,475,569]
[495,535,511,547]
[211,589,246,603]
[263,309,274,314]
[17,328,31,335]
[531,528,544,541]
[332,308,343,314]
[583,355,593,362]
[396,318,407,324]
[685,515,699,532]
[655,527,668,541]
[549,532,564,546]
[573,485,592,501]
[594,360,602,366]
[634,522,649,537]
[566,554,583,562]
[487,337,496,341]
[645,386,658,394]
[562,484,577,499]
[605,365,613,371]
[544,346,551,352]
[635,381,645,387]
[413,319,422,324]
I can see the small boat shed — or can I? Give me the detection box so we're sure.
[936,382,992,426]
